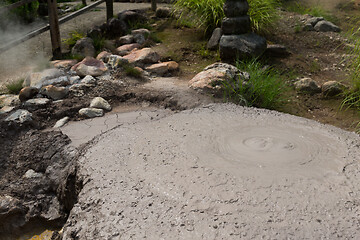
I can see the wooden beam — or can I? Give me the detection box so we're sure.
[47,0,61,59]
[105,0,113,22]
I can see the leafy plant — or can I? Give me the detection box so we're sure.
[5,0,39,23]
[223,59,287,109]
[6,78,24,94]
[174,0,279,34]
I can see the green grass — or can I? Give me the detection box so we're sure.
[62,30,86,47]
[223,59,287,109]
[6,79,24,94]
[123,64,142,78]
[284,3,338,24]
[174,0,279,34]
[341,23,360,111]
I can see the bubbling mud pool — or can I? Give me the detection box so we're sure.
[62,104,360,239]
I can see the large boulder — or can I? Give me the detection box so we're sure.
[5,109,32,124]
[107,18,128,38]
[71,57,108,77]
[131,28,151,45]
[221,16,251,35]
[223,0,249,17]
[123,48,160,66]
[71,37,96,58]
[189,62,249,94]
[118,10,147,27]
[117,35,135,46]
[220,33,267,61]
[115,43,141,56]
[145,61,179,76]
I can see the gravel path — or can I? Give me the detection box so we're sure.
[0,2,155,86]
[62,103,360,239]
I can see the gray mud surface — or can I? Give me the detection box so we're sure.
[63,103,360,239]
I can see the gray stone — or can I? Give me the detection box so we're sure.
[33,76,70,89]
[70,76,81,85]
[90,97,112,111]
[115,43,141,56]
[314,20,340,32]
[54,116,70,128]
[5,109,32,123]
[79,108,104,118]
[265,44,290,58]
[118,35,134,45]
[322,81,344,97]
[96,51,112,63]
[156,7,172,18]
[71,37,96,58]
[0,106,15,115]
[220,33,267,61]
[294,78,321,94]
[224,0,249,17]
[207,28,222,50]
[40,85,68,100]
[24,169,43,178]
[81,75,97,86]
[0,94,20,108]
[72,57,108,77]
[24,68,65,87]
[132,29,150,45]
[306,17,324,26]
[303,23,314,31]
[123,48,160,67]
[108,55,129,69]
[221,16,251,35]
[24,98,50,109]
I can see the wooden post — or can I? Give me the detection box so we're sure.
[82,0,87,6]
[151,0,157,11]
[47,0,61,59]
[106,0,113,22]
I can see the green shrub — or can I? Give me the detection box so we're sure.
[223,59,287,109]
[174,0,279,34]
[4,0,39,23]
[6,79,24,94]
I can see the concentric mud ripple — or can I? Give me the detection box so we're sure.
[187,119,347,179]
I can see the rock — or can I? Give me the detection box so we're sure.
[107,18,128,38]
[90,97,112,111]
[24,98,50,109]
[0,94,20,108]
[306,17,324,26]
[294,78,321,94]
[24,169,43,178]
[54,117,70,128]
[71,37,96,58]
[115,43,141,56]
[118,35,134,46]
[33,76,70,89]
[5,109,32,123]
[51,59,78,69]
[69,84,86,97]
[207,28,222,50]
[223,1,249,17]
[131,28,150,45]
[314,20,340,32]
[71,57,108,77]
[69,76,81,85]
[123,48,160,66]
[189,62,249,93]
[220,33,267,61]
[96,51,112,63]
[0,106,15,115]
[79,108,104,118]
[118,10,147,27]
[303,23,314,31]
[322,81,344,97]
[265,44,290,58]
[156,7,172,18]
[221,16,251,35]
[24,68,65,87]
[19,87,39,102]
[80,75,97,86]
[41,85,68,100]
[145,61,179,76]
[108,55,129,69]
[87,26,103,39]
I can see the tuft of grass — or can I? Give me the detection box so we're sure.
[62,30,85,47]
[174,0,279,34]
[123,64,142,78]
[341,22,360,111]
[223,59,287,109]
[92,36,105,53]
[6,79,24,94]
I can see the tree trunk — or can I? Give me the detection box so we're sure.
[82,0,87,6]
[151,0,157,11]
